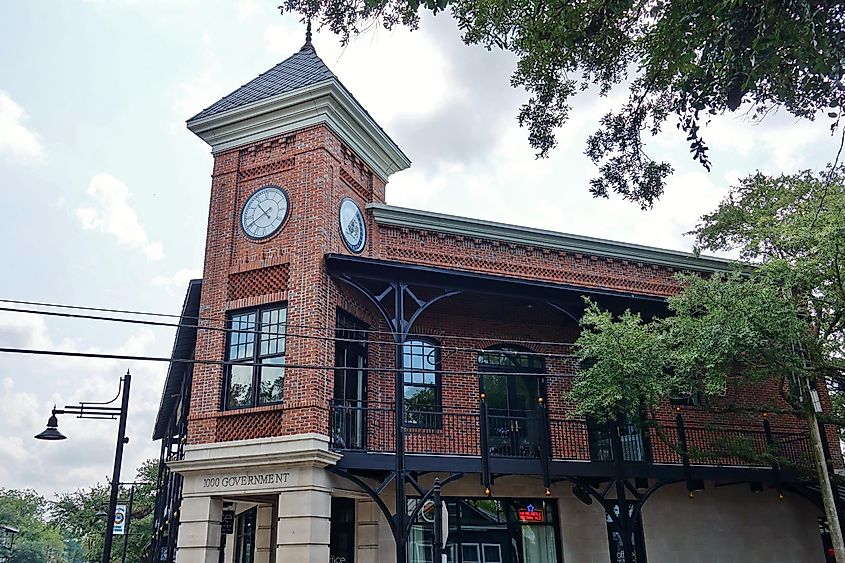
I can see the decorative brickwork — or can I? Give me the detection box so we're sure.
[227,264,289,302]
[375,227,684,297]
[215,410,286,441]
[237,157,296,182]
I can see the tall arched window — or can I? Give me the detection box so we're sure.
[403,338,441,427]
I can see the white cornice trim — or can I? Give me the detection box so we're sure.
[186,79,411,182]
[168,433,341,473]
[369,203,740,272]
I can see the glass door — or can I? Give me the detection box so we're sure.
[333,310,369,450]
[587,416,647,463]
[334,345,367,450]
[483,374,542,457]
[479,345,545,458]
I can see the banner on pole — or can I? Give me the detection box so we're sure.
[113,505,127,535]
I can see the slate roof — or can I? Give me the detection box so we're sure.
[189,42,337,122]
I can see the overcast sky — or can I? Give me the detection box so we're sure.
[0,0,838,498]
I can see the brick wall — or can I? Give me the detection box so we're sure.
[185,121,840,470]
[187,124,385,444]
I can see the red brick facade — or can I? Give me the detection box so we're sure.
[188,124,386,444]
[185,120,839,471]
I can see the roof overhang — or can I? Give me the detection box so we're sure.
[186,79,411,182]
[325,253,668,317]
[369,204,740,273]
[153,279,202,441]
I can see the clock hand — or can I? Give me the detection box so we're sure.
[246,205,274,229]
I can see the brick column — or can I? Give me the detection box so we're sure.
[175,496,223,563]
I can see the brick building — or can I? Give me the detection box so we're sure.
[149,35,841,563]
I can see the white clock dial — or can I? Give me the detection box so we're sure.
[339,198,366,253]
[241,186,289,240]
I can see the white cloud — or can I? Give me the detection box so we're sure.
[265,18,455,126]
[0,90,43,160]
[151,267,202,291]
[0,311,52,349]
[237,0,260,20]
[0,378,40,431]
[0,326,166,492]
[75,173,164,260]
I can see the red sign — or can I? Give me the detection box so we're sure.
[518,509,544,523]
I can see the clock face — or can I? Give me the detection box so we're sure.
[241,186,289,240]
[339,198,366,253]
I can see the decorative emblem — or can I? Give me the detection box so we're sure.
[339,198,366,253]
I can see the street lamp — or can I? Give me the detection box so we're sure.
[35,371,132,563]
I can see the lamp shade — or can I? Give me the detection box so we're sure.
[34,412,66,441]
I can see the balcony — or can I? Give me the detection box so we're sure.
[329,401,815,482]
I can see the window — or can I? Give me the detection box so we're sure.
[403,338,440,427]
[477,345,544,372]
[225,305,286,409]
[407,498,561,563]
[669,392,704,407]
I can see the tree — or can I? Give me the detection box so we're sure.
[0,489,65,563]
[50,460,159,563]
[282,0,845,207]
[571,168,845,557]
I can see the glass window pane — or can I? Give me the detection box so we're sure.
[405,386,435,410]
[482,544,503,563]
[229,313,256,361]
[403,339,439,426]
[462,545,481,563]
[227,364,253,408]
[258,357,284,404]
[260,306,286,357]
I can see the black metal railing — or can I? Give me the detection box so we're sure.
[328,401,815,472]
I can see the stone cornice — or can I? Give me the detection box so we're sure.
[370,203,740,273]
[187,79,411,183]
[168,433,341,474]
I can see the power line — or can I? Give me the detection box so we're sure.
[0,297,582,349]
[0,346,576,379]
[0,303,580,360]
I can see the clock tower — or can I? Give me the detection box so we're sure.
[174,36,409,562]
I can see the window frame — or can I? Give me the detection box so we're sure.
[402,337,442,429]
[223,303,287,410]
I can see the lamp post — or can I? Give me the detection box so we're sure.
[35,371,131,563]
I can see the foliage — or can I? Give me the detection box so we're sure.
[573,167,845,419]
[693,167,845,372]
[281,0,845,207]
[0,489,65,563]
[574,272,806,420]
[570,301,671,422]
[50,460,159,563]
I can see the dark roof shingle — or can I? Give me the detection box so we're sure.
[189,42,336,122]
